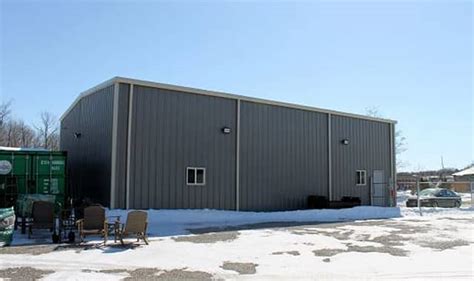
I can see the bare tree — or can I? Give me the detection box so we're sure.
[0,102,58,149]
[17,120,36,147]
[0,100,12,146]
[0,100,12,127]
[365,106,407,169]
[1,120,36,147]
[35,111,59,150]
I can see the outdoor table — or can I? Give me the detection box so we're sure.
[106,216,121,242]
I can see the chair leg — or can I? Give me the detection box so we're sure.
[120,235,125,246]
[142,233,149,245]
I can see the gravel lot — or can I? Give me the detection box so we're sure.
[0,210,473,280]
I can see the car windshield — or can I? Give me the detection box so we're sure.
[418,189,437,196]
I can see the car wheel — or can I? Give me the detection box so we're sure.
[454,201,461,208]
[432,201,438,208]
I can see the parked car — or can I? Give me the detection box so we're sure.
[406,188,461,208]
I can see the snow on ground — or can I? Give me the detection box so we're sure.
[459,192,473,206]
[1,205,473,280]
[397,189,413,206]
[107,206,401,237]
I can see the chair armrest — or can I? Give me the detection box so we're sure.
[76,219,84,233]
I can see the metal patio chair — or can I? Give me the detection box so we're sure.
[116,210,149,245]
[28,201,55,239]
[76,205,108,243]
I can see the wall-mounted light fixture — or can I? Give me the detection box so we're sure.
[341,139,349,145]
[74,132,82,139]
[222,127,231,134]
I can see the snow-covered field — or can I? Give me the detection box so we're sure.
[1,204,473,280]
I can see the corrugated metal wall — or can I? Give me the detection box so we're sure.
[127,85,237,209]
[331,115,392,205]
[113,83,130,208]
[62,79,394,210]
[60,100,82,201]
[239,101,329,211]
[60,85,114,206]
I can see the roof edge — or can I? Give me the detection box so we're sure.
[60,77,117,121]
[61,76,397,124]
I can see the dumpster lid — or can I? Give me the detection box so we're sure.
[0,146,49,152]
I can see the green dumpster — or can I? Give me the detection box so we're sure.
[0,147,67,214]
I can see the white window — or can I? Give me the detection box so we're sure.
[356,170,367,186]
[187,167,206,186]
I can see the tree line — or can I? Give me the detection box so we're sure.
[0,101,59,150]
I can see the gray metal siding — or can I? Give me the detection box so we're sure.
[331,115,392,205]
[60,85,114,206]
[239,101,329,211]
[113,83,130,208]
[60,101,82,201]
[128,85,237,210]
[62,78,395,211]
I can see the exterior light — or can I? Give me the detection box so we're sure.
[222,127,231,134]
[341,139,349,145]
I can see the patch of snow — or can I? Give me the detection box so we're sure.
[400,206,474,217]
[2,206,473,280]
[107,206,402,237]
[397,190,413,206]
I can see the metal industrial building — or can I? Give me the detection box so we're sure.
[60,77,396,211]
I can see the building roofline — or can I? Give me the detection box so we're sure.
[60,76,397,124]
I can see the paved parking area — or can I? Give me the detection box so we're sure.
[1,210,473,280]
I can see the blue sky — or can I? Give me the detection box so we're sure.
[1,0,472,171]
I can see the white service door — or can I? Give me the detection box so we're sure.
[372,170,385,206]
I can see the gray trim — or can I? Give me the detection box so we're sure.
[390,122,396,206]
[110,82,119,209]
[114,83,131,208]
[62,76,397,125]
[235,99,241,211]
[370,175,373,205]
[328,113,332,201]
[126,84,134,209]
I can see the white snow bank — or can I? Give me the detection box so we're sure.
[107,206,401,236]
[400,206,474,217]
[397,190,412,206]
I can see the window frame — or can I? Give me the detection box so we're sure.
[186,167,206,186]
[356,170,367,186]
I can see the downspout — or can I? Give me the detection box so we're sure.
[110,82,119,209]
[390,123,396,207]
[328,113,332,201]
[235,99,241,211]
[125,84,134,209]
